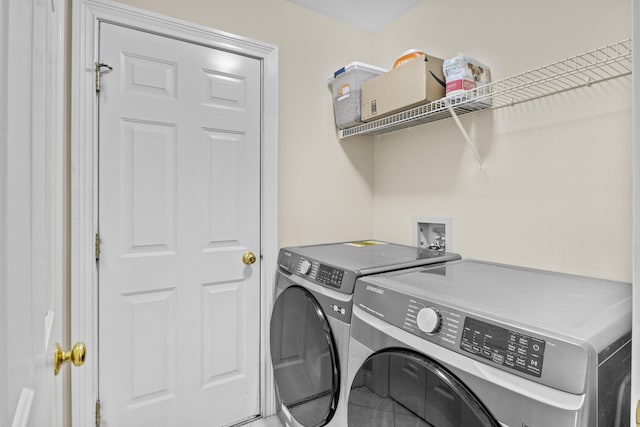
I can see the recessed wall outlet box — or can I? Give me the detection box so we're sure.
[412,216,452,252]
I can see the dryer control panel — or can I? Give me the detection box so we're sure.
[292,257,345,289]
[278,250,356,294]
[315,264,345,288]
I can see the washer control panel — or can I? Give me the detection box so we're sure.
[354,280,550,380]
[461,317,545,377]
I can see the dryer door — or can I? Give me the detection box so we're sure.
[270,285,339,427]
[348,349,500,427]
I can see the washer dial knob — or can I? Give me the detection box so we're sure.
[416,307,441,334]
[299,260,312,275]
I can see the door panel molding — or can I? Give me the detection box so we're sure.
[71,1,278,425]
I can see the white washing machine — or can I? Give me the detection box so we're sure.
[346,259,632,427]
[269,241,461,427]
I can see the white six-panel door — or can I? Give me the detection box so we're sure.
[97,22,261,426]
[3,0,66,425]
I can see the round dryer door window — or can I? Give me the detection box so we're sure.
[348,349,500,427]
[270,285,339,427]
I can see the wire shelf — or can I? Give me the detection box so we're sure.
[339,38,632,139]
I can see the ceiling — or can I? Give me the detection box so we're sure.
[286,0,422,32]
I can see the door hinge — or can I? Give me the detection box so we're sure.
[95,232,101,261]
[95,62,113,92]
[95,399,102,427]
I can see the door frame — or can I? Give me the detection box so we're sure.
[632,2,639,425]
[0,0,8,419]
[70,1,279,425]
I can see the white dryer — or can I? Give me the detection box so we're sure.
[269,241,461,427]
[346,260,632,427]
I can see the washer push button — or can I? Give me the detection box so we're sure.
[527,355,542,374]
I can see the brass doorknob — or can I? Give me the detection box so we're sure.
[242,252,257,265]
[54,342,86,376]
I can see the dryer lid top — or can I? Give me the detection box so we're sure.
[285,240,460,275]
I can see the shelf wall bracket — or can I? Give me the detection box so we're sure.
[447,106,485,171]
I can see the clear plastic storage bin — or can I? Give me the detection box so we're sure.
[329,62,386,129]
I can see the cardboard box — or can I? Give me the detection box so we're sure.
[361,54,446,121]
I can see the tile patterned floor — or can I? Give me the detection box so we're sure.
[242,415,284,427]
[244,387,428,427]
[348,387,428,427]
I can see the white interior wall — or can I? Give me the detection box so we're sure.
[371,0,632,281]
[112,0,376,248]
[107,0,632,281]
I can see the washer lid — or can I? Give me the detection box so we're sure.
[365,259,631,349]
